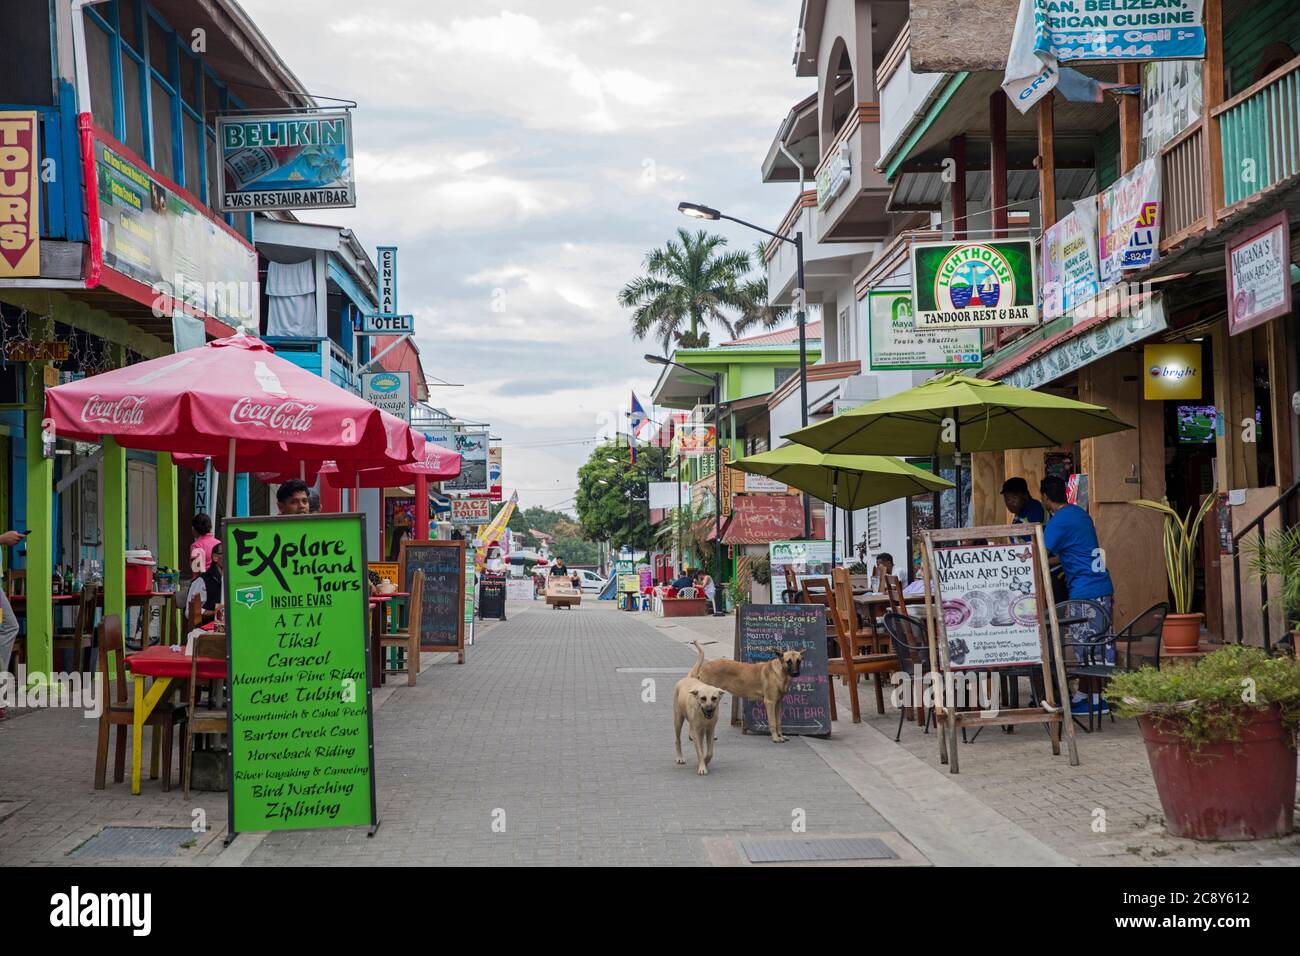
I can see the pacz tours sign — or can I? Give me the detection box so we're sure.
[223,514,378,839]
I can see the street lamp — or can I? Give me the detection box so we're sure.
[677,200,811,539]
[646,353,725,616]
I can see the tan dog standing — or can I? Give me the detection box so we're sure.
[673,671,724,775]
[688,640,803,742]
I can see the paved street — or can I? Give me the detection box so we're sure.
[2,600,1298,867]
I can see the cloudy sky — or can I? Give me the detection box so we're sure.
[243,1,810,513]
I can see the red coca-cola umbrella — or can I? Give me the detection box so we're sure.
[45,334,419,513]
[320,442,461,489]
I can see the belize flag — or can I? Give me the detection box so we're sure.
[629,393,647,464]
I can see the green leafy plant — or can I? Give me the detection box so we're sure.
[750,555,771,586]
[1131,493,1217,614]
[848,561,872,575]
[1106,645,1300,751]
[725,577,749,613]
[1243,525,1300,631]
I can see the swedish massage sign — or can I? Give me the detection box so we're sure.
[223,514,378,838]
[910,240,1040,330]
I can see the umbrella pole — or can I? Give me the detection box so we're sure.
[954,407,963,528]
[300,461,306,482]
[225,437,236,518]
[830,470,838,569]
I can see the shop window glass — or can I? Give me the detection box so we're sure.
[180,53,200,110]
[84,18,115,135]
[183,113,201,195]
[151,77,175,181]
[148,15,172,80]
[118,0,141,52]
[120,54,145,157]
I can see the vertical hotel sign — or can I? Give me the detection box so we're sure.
[0,112,40,278]
[377,246,398,316]
[223,514,378,837]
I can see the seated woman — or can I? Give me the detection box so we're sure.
[186,542,224,626]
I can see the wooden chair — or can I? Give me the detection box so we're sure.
[157,592,183,646]
[53,585,97,672]
[183,632,228,798]
[94,615,186,791]
[4,569,26,598]
[380,570,423,686]
[882,574,907,616]
[781,565,801,604]
[186,590,204,631]
[826,569,897,723]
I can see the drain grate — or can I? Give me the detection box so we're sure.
[740,837,898,864]
[70,827,196,860]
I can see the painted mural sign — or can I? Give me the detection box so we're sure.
[1226,211,1293,337]
[866,289,982,369]
[1003,0,1206,112]
[217,111,356,211]
[442,428,489,493]
[911,240,1039,329]
[0,112,40,278]
[1099,158,1162,287]
[1041,198,1101,321]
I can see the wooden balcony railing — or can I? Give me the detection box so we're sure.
[1159,119,1208,251]
[1213,53,1300,212]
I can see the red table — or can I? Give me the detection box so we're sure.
[124,645,226,795]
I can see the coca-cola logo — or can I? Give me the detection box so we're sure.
[229,396,316,433]
[81,394,147,426]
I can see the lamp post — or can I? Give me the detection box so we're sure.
[646,354,725,616]
[678,201,811,539]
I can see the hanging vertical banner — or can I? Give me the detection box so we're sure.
[0,111,40,278]
[376,246,397,316]
[1099,158,1162,288]
[1041,197,1102,320]
[1002,0,1206,113]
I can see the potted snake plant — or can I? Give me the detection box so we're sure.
[1243,525,1300,648]
[1131,493,1217,653]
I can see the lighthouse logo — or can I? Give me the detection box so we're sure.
[934,244,1016,312]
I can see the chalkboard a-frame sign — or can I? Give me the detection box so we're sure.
[400,539,467,664]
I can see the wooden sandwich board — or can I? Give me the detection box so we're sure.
[919,523,1078,773]
[400,539,467,664]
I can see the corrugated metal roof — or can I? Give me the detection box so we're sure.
[723,321,823,346]
[889,169,1099,212]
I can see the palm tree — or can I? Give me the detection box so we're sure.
[731,241,790,337]
[619,229,771,352]
[654,500,713,569]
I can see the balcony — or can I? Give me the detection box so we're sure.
[1214,54,1300,214]
[263,336,360,394]
[763,191,879,305]
[876,23,948,167]
[813,103,892,244]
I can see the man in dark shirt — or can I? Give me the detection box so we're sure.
[1001,476,1046,529]
[670,568,693,590]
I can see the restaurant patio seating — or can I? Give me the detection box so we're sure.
[53,585,98,673]
[183,632,229,798]
[781,566,801,604]
[882,611,937,740]
[380,570,423,685]
[825,569,895,723]
[1069,602,1169,732]
[1029,599,1112,733]
[94,615,186,791]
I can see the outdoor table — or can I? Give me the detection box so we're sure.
[124,643,226,795]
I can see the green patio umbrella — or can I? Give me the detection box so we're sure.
[728,445,954,565]
[782,372,1132,524]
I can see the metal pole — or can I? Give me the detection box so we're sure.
[796,231,811,540]
[713,376,723,615]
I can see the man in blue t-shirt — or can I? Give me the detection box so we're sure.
[1001,476,1045,537]
[1040,476,1115,714]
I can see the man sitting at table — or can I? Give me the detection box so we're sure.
[1041,476,1115,715]
[186,543,224,626]
[1001,476,1046,535]
[670,568,694,590]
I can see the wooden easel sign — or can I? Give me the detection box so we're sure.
[919,524,1078,773]
[400,539,467,664]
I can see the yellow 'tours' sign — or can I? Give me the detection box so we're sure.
[0,112,40,278]
[1143,343,1203,401]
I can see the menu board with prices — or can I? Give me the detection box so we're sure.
[735,604,831,738]
[400,539,467,663]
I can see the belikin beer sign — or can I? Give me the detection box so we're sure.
[216,111,356,212]
[0,112,40,278]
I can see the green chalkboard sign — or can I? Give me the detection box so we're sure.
[223,513,378,838]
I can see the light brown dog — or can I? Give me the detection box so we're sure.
[672,674,724,775]
[688,640,803,742]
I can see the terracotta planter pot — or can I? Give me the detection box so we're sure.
[1137,705,1297,840]
[1162,612,1204,653]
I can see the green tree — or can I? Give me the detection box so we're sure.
[574,442,666,551]
[618,228,773,352]
[654,499,713,570]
